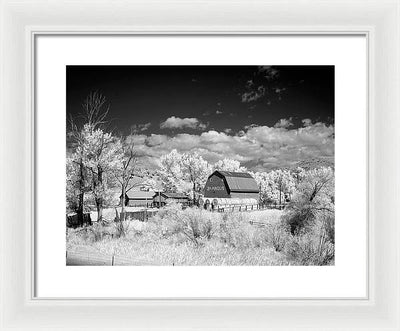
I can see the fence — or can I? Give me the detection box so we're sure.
[259,203,286,210]
[214,204,286,213]
[121,209,158,222]
[67,209,159,228]
[66,250,158,266]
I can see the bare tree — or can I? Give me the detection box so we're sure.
[113,136,139,221]
[81,91,110,130]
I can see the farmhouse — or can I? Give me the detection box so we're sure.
[201,170,259,211]
[121,190,155,207]
[153,192,190,207]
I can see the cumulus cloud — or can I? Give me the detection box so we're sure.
[131,122,151,133]
[160,116,207,130]
[274,117,294,129]
[128,121,334,171]
[302,118,312,127]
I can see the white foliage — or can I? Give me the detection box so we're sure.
[159,149,212,199]
[213,158,247,172]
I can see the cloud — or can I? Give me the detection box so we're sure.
[274,87,286,94]
[302,118,312,127]
[258,66,280,80]
[241,86,266,103]
[128,121,334,171]
[274,118,294,129]
[160,116,207,130]
[241,66,282,104]
[131,122,151,133]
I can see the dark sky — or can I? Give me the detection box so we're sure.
[66,65,334,135]
[66,65,334,170]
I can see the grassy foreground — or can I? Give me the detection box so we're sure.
[67,204,334,266]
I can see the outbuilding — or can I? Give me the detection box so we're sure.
[152,192,190,208]
[121,190,155,207]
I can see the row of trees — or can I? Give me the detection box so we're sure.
[159,149,334,207]
[67,92,334,224]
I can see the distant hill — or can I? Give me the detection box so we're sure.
[293,158,334,171]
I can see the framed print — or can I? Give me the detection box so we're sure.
[1,0,399,330]
[35,35,366,299]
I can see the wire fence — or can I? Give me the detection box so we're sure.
[66,250,159,266]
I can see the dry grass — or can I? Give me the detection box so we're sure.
[67,204,334,266]
[67,206,290,265]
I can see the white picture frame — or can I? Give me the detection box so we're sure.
[1,0,399,330]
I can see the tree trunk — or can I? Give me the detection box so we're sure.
[77,192,84,226]
[77,160,85,226]
[192,182,196,205]
[120,184,126,222]
[96,166,103,222]
[96,203,103,223]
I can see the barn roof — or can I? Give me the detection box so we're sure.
[216,171,253,178]
[212,170,259,193]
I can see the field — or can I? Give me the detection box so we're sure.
[66,204,334,266]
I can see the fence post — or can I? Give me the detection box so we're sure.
[111,254,115,266]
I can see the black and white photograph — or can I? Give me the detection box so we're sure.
[66,65,335,266]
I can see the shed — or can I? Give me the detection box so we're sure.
[153,192,190,208]
[121,190,155,207]
[203,170,259,200]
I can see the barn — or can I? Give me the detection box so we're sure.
[153,192,190,208]
[201,170,259,211]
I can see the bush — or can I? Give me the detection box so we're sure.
[282,204,316,235]
[285,231,334,265]
[284,214,335,265]
[283,166,334,235]
[150,206,219,246]
[175,208,217,247]
[266,223,290,252]
[218,213,257,249]
[157,202,182,219]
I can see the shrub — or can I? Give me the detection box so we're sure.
[266,223,290,252]
[323,214,335,244]
[157,202,182,219]
[282,204,316,235]
[285,232,334,265]
[175,208,217,247]
[150,206,219,246]
[282,167,334,235]
[284,214,335,265]
[218,212,257,249]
